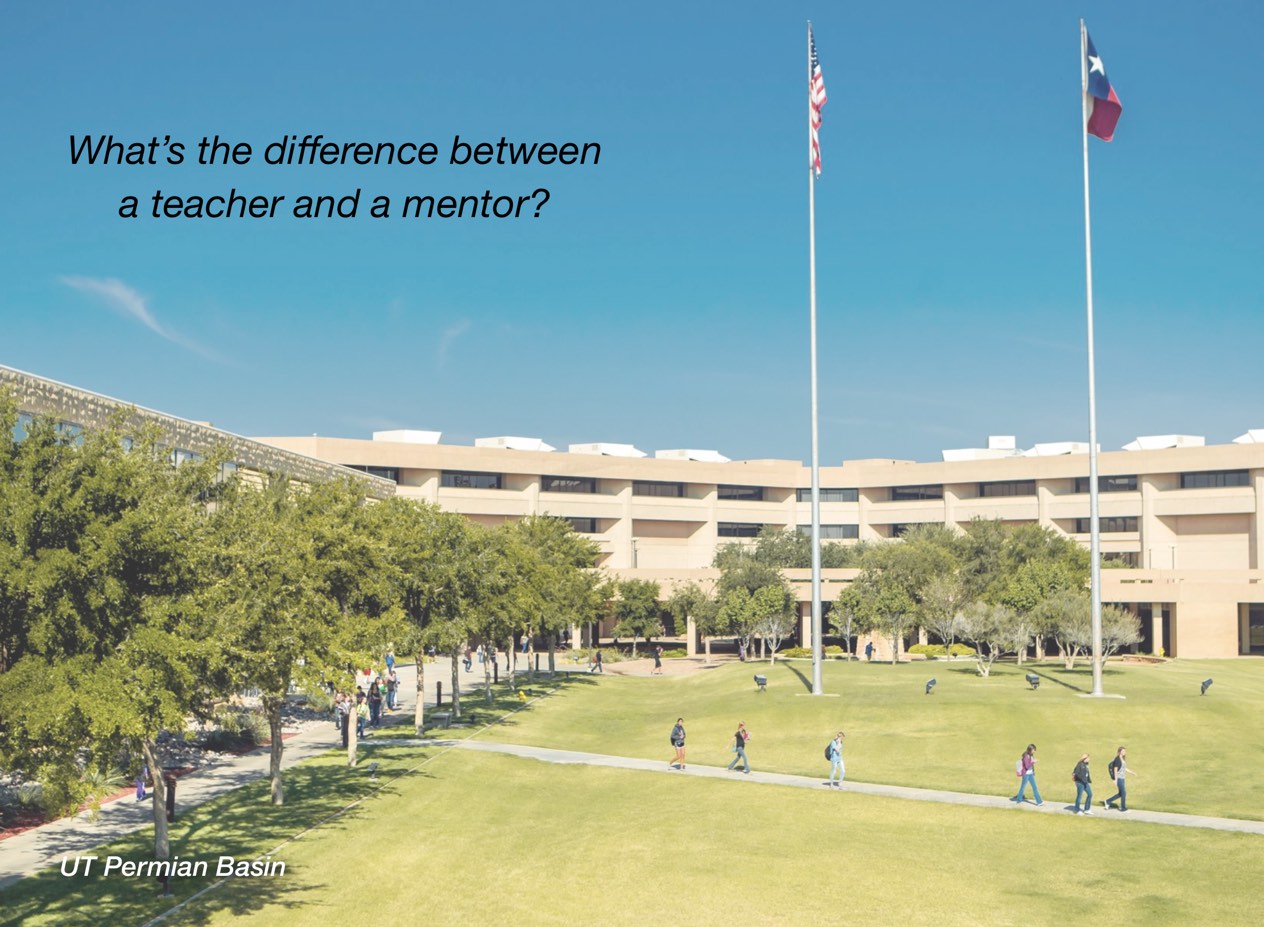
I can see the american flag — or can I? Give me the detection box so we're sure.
[809,27,827,176]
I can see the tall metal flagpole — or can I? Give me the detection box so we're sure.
[807,21,824,696]
[1080,19,1105,697]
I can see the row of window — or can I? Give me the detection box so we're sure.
[1073,517,1139,533]
[796,488,860,503]
[433,469,1251,496]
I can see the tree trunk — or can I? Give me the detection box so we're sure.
[704,636,712,665]
[414,649,426,735]
[1035,634,1046,661]
[140,739,169,862]
[263,694,285,806]
[484,653,494,704]
[548,633,557,676]
[506,638,516,689]
[450,648,461,719]
[527,631,536,684]
[631,634,638,658]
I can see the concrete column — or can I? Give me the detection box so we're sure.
[1152,602,1164,656]
[686,614,697,657]
[800,603,812,648]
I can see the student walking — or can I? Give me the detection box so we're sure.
[1013,744,1044,805]
[589,648,604,674]
[726,721,751,773]
[669,718,687,769]
[652,645,664,675]
[1072,754,1095,814]
[826,731,845,788]
[1105,746,1137,812]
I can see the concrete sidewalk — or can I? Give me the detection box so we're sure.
[0,655,492,891]
[412,737,1264,837]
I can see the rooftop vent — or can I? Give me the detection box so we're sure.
[1233,429,1264,445]
[567,442,647,458]
[372,429,441,444]
[1022,442,1091,457]
[474,436,556,452]
[654,448,731,463]
[1122,434,1204,451]
[942,435,1020,462]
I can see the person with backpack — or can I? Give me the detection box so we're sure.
[726,721,751,773]
[1012,744,1044,805]
[669,718,687,769]
[826,731,845,788]
[1072,753,1094,814]
[1105,746,1137,812]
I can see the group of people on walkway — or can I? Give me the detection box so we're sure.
[665,719,846,785]
[662,721,1138,812]
[332,660,404,746]
[1014,743,1139,814]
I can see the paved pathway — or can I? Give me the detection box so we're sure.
[0,656,490,890]
[409,737,1264,837]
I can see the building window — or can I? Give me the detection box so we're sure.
[889,523,912,537]
[796,488,859,503]
[1104,551,1140,567]
[718,485,765,501]
[718,522,763,538]
[1074,517,1138,533]
[1075,475,1138,493]
[170,448,203,467]
[564,517,599,534]
[890,485,943,501]
[441,470,504,489]
[543,475,597,494]
[12,411,33,442]
[979,480,1036,497]
[797,524,859,539]
[54,421,84,447]
[634,480,684,497]
[1244,604,1264,655]
[345,464,400,482]
[1179,470,1249,489]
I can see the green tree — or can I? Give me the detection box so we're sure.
[750,583,795,662]
[611,578,662,657]
[505,516,600,680]
[667,581,718,663]
[0,412,224,862]
[958,601,1029,677]
[920,573,969,657]
[202,475,389,793]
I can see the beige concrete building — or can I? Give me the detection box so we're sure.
[5,364,1261,659]
[256,429,1264,660]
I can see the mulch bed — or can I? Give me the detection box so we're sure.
[1,764,197,843]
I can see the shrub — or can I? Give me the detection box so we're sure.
[908,644,947,657]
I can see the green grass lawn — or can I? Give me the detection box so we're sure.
[480,658,1264,820]
[3,658,1262,926]
[35,747,1264,927]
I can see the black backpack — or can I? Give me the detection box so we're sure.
[1108,757,1122,779]
[824,742,833,760]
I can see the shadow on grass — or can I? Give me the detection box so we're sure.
[781,662,814,693]
[0,744,436,927]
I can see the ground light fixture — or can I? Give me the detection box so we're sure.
[1025,673,1041,690]
[1202,678,1213,695]
[925,678,937,695]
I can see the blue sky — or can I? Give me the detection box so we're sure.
[3,1,1260,464]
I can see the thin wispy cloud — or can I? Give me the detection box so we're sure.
[436,319,472,370]
[60,275,225,363]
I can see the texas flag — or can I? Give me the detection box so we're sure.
[1084,28,1123,141]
